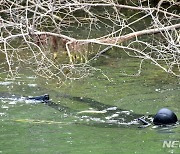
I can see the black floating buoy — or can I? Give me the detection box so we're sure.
[153,108,178,125]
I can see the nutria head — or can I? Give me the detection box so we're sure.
[43,94,49,101]
[153,108,178,125]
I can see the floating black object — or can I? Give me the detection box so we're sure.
[27,94,49,102]
[153,108,178,125]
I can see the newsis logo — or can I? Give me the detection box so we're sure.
[163,141,180,148]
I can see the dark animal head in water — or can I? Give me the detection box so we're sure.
[27,94,49,102]
[43,94,49,101]
[153,108,178,125]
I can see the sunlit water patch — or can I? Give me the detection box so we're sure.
[0,81,13,86]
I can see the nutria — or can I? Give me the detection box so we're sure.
[27,94,49,102]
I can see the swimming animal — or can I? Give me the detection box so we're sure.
[27,94,49,102]
[35,95,178,126]
[2,92,178,127]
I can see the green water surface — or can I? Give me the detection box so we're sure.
[0,55,180,154]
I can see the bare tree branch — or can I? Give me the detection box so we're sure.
[0,0,180,82]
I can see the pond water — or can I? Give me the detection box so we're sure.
[0,53,180,154]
